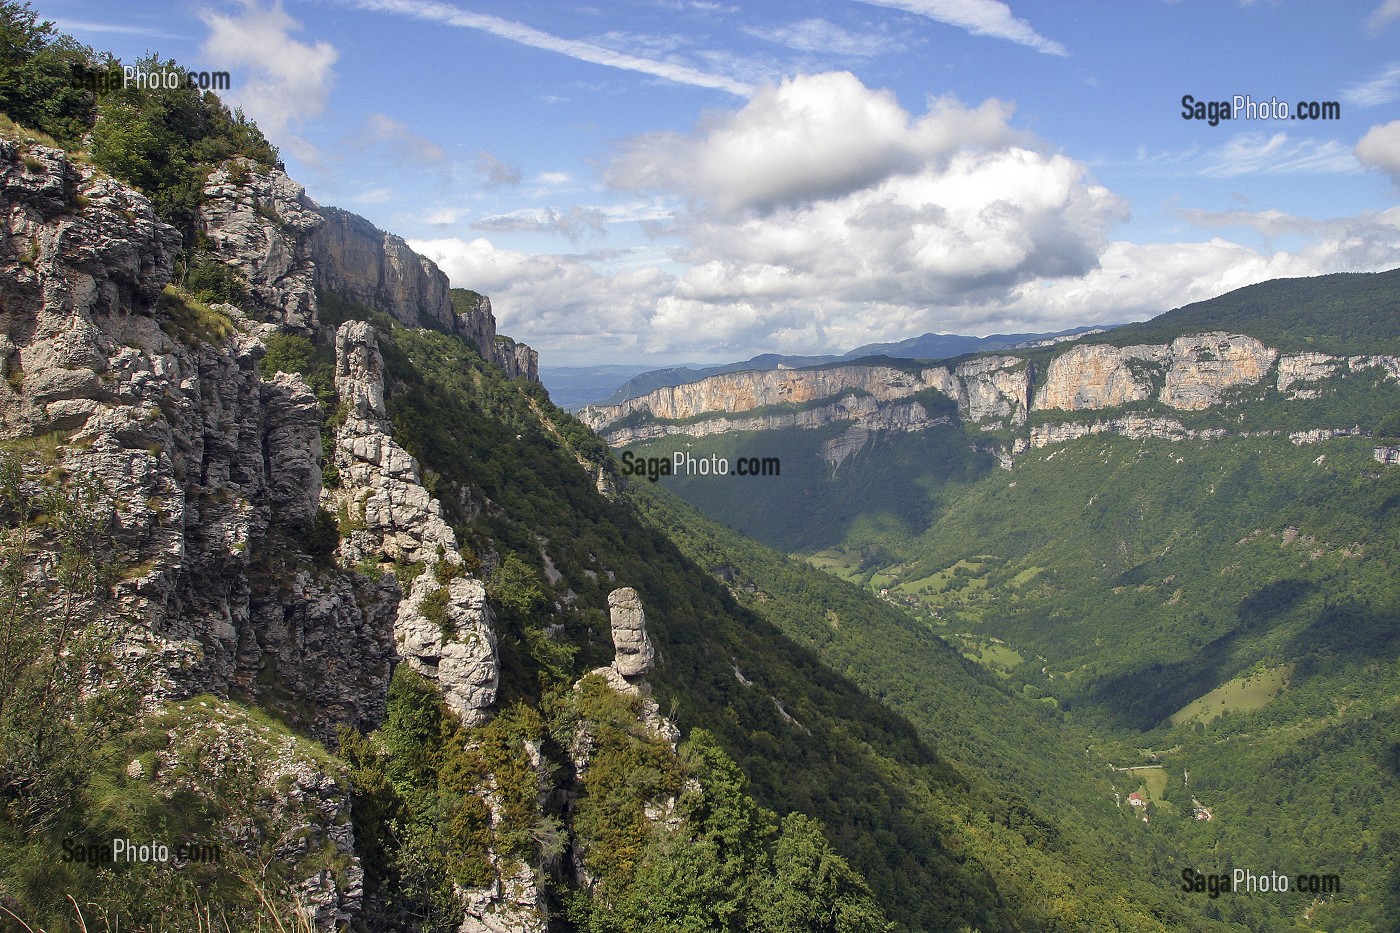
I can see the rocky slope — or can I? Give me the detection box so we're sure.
[0,139,547,927]
[200,162,538,380]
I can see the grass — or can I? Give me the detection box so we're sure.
[948,634,1025,678]
[802,548,863,580]
[158,286,233,347]
[1,430,69,464]
[1168,664,1293,727]
[0,114,61,149]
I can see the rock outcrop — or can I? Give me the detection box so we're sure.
[599,394,947,448]
[1031,334,1277,413]
[1026,415,1226,449]
[580,365,926,429]
[1160,334,1277,410]
[199,163,323,330]
[394,569,499,725]
[1276,352,1340,399]
[328,320,499,724]
[583,325,1400,465]
[199,161,539,381]
[574,587,679,747]
[310,207,456,332]
[1376,445,1400,466]
[608,586,654,678]
[1,143,396,745]
[331,321,457,564]
[582,358,1024,446]
[1033,344,1164,411]
[924,356,1033,425]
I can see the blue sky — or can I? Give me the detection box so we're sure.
[44,0,1400,365]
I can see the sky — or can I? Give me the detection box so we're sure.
[43,0,1400,366]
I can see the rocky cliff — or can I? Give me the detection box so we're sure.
[580,356,1029,443]
[199,162,539,380]
[0,140,383,922]
[0,136,557,927]
[582,326,1400,464]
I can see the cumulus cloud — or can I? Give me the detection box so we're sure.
[410,236,678,363]
[199,0,338,162]
[608,71,1021,213]
[856,0,1067,56]
[415,72,1400,365]
[1005,212,1400,327]
[668,147,1127,303]
[1356,120,1400,183]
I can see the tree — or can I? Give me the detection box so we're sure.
[756,813,892,933]
[0,452,143,829]
[0,1,104,146]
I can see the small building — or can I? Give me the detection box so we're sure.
[1127,792,1147,809]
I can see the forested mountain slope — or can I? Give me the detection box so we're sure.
[621,273,1400,931]
[0,8,1241,932]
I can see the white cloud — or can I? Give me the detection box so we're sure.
[1368,0,1400,32]
[608,71,1021,213]
[349,0,752,95]
[667,147,1127,303]
[1342,62,1400,107]
[1200,133,1358,177]
[1356,120,1400,183]
[410,236,678,363]
[1005,214,1400,328]
[1176,207,1328,237]
[855,0,1067,56]
[744,18,897,58]
[199,0,338,162]
[418,72,1399,365]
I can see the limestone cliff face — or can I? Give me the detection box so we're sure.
[1031,334,1277,412]
[600,394,947,448]
[310,207,455,332]
[923,355,1033,424]
[329,321,499,725]
[581,357,1025,447]
[1025,415,1227,449]
[580,365,924,428]
[1,143,382,923]
[583,324,1399,468]
[1032,344,1165,411]
[1160,334,1277,410]
[1276,352,1340,399]
[198,161,538,381]
[199,163,323,330]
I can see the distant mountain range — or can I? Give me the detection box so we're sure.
[541,325,1106,409]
